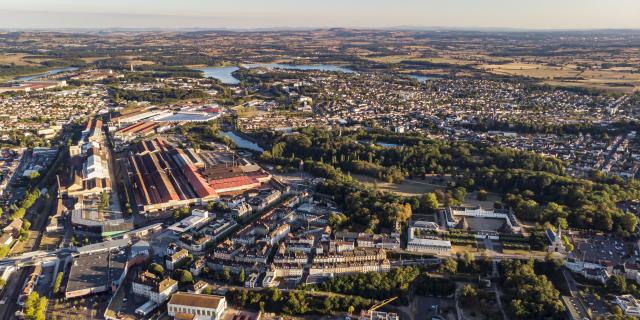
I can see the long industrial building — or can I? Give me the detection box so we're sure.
[128,138,218,213]
[128,138,275,214]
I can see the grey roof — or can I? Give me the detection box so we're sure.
[65,251,127,295]
[77,238,131,254]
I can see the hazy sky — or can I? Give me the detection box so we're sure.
[0,0,638,30]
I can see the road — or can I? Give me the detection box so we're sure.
[491,260,508,320]
[0,147,67,320]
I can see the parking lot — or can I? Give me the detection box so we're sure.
[572,235,628,264]
[223,308,259,320]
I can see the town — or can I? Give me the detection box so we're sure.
[0,25,639,320]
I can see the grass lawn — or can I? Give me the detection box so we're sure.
[352,174,445,196]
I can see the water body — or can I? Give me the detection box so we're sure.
[221,131,264,152]
[376,142,400,148]
[358,140,400,148]
[243,63,354,73]
[198,64,353,84]
[16,67,79,81]
[408,74,436,83]
[199,66,241,85]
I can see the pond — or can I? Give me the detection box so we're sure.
[221,131,264,152]
[407,74,437,83]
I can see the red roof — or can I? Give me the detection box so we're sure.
[202,107,220,113]
[183,165,217,198]
[210,175,258,192]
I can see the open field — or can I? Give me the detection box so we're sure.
[352,174,446,196]
[0,53,37,66]
[451,245,479,254]
[462,191,501,209]
[364,53,421,63]
[79,56,109,63]
[40,232,64,250]
[479,62,640,92]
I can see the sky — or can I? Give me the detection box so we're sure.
[0,0,638,30]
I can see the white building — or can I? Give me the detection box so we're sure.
[406,238,452,254]
[168,292,227,320]
[166,249,189,270]
[168,209,211,234]
[132,271,178,304]
[615,295,640,317]
[406,221,451,254]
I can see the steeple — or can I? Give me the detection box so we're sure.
[557,225,562,241]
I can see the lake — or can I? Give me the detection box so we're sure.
[221,131,264,152]
[16,67,79,81]
[198,63,354,84]
[200,66,241,85]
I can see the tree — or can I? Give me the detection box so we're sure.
[502,259,565,319]
[98,191,110,212]
[269,288,282,303]
[175,270,193,284]
[36,296,47,320]
[148,263,164,277]
[238,268,245,283]
[27,171,40,181]
[400,203,413,225]
[460,284,478,306]
[53,272,63,294]
[421,192,439,212]
[328,212,348,229]
[440,258,458,274]
[0,245,10,259]
[561,235,574,252]
[271,142,286,158]
[607,275,627,294]
[476,189,488,201]
[222,267,231,281]
[24,292,39,320]
[451,187,467,203]
[173,206,190,220]
[460,251,476,271]
[347,305,355,314]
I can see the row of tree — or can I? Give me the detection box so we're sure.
[303,266,421,300]
[226,288,373,316]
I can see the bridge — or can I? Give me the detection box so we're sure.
[0,247,77,268]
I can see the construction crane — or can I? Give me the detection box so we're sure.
[360,297,399,320]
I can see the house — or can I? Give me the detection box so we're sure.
[231,201,252,219]
[0,233,13,246]
[3,219,23,237]
[190,256,206,277]
[131,240,151,258]
[166,249,189,270]
[132,271,178,303]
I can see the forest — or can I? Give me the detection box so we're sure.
[260,127,639,234]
